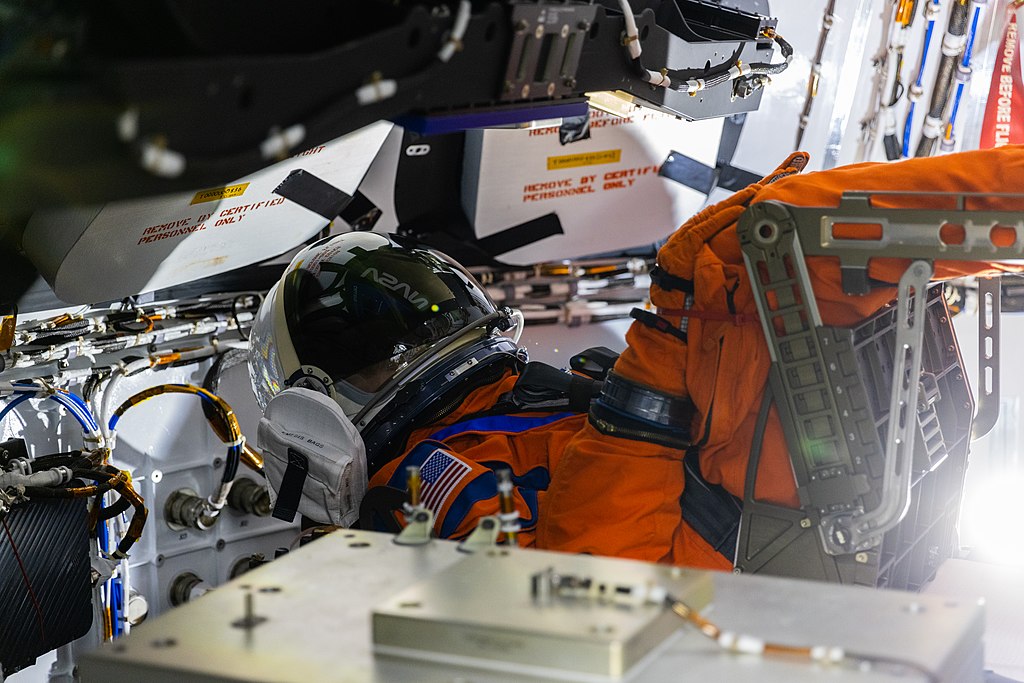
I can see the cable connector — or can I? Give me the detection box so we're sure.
[140,137,186,179]
[356,74,398,105]
[260,124,306,161]
[941,31,968,57]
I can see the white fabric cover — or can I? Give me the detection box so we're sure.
[257,387,367,527]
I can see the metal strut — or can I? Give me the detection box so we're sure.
[737,191,1014,556]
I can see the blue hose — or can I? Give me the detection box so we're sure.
[903,2,940,157]
[943,3,984,151]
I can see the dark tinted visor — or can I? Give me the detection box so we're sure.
[281,234,496,384]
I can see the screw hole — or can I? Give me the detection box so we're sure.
[349,542,371,548]
[150,638,177,648]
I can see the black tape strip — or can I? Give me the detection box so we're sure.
[658,151,716,195]
[716,165,762,192]
[272,448,309,523]
[680,446,742,556]
[338,190,382,231]
[630,308,688,343]
[660,114,760,195]
[649,265,695,294]
[717,113,746,168]
[274,169,353,220]
[476,213,564,257]
[559,113,591,145]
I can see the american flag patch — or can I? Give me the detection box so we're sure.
[420,448,471,513]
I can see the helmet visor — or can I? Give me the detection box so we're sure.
[281,234,496,390]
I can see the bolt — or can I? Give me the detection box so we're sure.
[521,84,531,98]
[799,518,812,529]
[733,567,743,574]
[855,552,869,564]
[561,24,570,38]
[546,82,556,96]
[578,20,591,31]
[515,19,529,33]
[534,24,544,39]
[216,539,226,551]
[564,77,577,88]
[231,587,267,630]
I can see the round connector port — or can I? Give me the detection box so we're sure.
[227,477,272,517]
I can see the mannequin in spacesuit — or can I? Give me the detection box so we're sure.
[249,144,1024,570]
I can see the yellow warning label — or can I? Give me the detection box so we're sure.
[190,182,250,205]
[546,149,621,170]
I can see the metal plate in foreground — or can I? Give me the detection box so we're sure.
[372,549,712,681]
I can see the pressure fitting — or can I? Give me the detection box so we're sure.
[226,477,272,517]
[164,488,223,531]
[169,572,212,606]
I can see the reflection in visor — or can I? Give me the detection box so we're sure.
[282,233,496,394]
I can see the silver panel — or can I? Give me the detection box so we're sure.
[79,529,985,683]
[373,549,713,680]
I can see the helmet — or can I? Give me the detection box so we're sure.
[248,232,509,418]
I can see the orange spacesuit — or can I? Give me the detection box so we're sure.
[366,145,1024,570]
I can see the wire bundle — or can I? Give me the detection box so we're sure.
[108,383,253,506]
[616,0,792,96]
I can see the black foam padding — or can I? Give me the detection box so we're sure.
[1,498,92,676]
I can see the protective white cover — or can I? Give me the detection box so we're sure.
[257,387,367,528]
[23,121,393,304]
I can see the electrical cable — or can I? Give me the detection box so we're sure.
[664,593,940,682]
[916,0,971,156]
[941,0,986,152]
[0,392,33,425]
[858,0,901,161]
[881,0,917,160]
[903,0,943,156]
[202,349,266,475]
[795,0,837,149]
[109,383,244,487]
[4,383,105,451]
[615,0,791,95]
[230,293,262,342]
